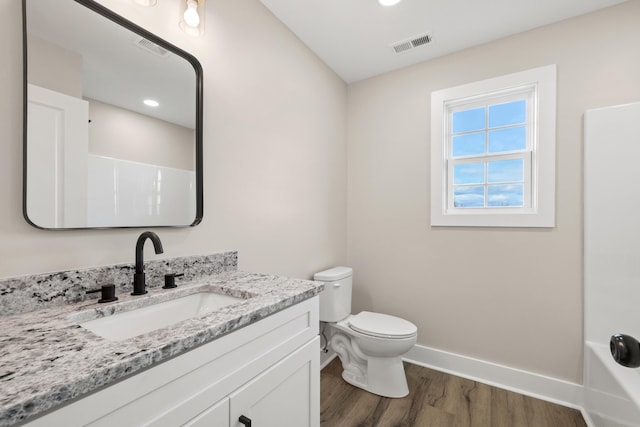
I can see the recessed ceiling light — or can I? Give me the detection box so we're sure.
[379,0,402,6]
[144,99,159,107]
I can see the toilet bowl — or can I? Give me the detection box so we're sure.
[315,267,417,398]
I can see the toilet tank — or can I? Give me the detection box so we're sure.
[314,266,352,322]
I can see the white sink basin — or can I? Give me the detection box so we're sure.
[79,292,243,341]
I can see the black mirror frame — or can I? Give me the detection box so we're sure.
[22,0,203,229]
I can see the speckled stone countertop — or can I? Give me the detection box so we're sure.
[0,255,322,426]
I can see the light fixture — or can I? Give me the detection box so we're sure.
[379,0,402,6]
[132,0,157,6]
[144,99,160,107]
[179,0,205,37]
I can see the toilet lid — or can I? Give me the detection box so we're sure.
[348,311,417,339]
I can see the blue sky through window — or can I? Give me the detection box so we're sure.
[452,133,484,157]
[488,159,523,183]
[453,163,484,185]
[489,100,526,127]
[454,186,484,208]
[452,107,484,133]
[451,100,527,208]
[488,184,523,207]
[488,126,526,153]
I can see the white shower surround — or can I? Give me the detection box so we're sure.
[584,102,640,426]
[87,154,196,227]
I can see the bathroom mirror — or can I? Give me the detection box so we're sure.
[22,0,203,229]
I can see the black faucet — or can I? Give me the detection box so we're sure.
[132,231,164,295]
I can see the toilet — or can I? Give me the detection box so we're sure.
[315,266,417,398]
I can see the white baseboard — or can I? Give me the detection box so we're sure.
[320,351,337,369]
[581,409,596,427]
[404,344,585,410]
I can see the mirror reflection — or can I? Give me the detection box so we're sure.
[24,0,203,229]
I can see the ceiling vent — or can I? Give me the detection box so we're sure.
[134,37,169,57]
[390,32,433,54]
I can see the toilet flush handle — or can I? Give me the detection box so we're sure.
[333,283,342,287]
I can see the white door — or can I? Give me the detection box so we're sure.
[229,337,320,427]
[27,83,88,228]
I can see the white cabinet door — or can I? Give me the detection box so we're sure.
[183,397,229,427]
[229,337,319,427]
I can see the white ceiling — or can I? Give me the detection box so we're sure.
[26,0,196,129]
[260,0,628,83]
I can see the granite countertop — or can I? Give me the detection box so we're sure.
[0,270,322,426]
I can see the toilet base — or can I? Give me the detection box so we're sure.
[340,355,409,398]
[331,329,411,398]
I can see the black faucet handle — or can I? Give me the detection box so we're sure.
[163,273,184,289]
[86,284,119,303]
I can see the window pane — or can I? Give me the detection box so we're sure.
[488,100,526,128]
[488,184,524,207]
[454,185,484,208]
[452,107,485,133]
[488,126,526,153]
[488,159,523,183]
[454,163,484,185]
[452,132,485,157]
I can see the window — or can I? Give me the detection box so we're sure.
[449,91,532,210]
[430,65,556,227]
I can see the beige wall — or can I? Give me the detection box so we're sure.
[27,35,82,98]
[88,99,195,171]
[0,0,347,279]
[347,1,640,384]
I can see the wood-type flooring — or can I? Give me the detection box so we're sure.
[320,358,586,427]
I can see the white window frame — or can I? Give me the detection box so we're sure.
[430,65,556,227]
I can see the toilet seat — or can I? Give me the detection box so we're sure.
[348,311,417,339]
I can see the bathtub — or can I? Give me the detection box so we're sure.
[583,342,640,427]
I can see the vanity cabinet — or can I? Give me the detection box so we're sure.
[185,338,318,427]
[24,297,320,427]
